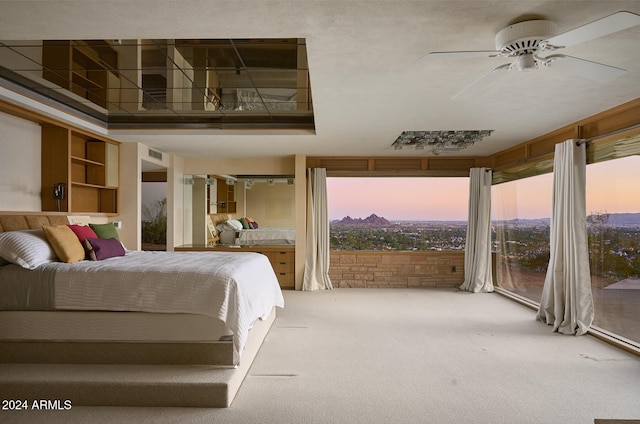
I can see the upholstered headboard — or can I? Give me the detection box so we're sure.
[0,214,69,233]
[208,213,231,229]
[207,213,231,242]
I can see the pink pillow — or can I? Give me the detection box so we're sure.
[84,237,125,261]
[67,224,98,244]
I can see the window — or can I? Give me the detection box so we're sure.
[492,172,553,302]
[586,156,640,343]
[327,177,468,251]
[492,155,640,344]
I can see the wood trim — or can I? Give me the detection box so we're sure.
[306,156,491,177]
[489,97,640,171]
[142,171,168,182]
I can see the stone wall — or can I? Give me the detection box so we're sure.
[329,251,465,288]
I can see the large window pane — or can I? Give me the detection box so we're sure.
[586,156,640,343]
[493,155,640,345]
[327,177,468,251]
[492,173,553,302]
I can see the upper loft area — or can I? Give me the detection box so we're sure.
[0,38,314,131]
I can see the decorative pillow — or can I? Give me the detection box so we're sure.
[42,225,86,263]
[245,217,258,229]
[84,237,125,261]
[227,219,244,230]
[67,224,98,244]
[0,229,56,269]
[240,217,250,229]
[89,223,120,241]
[216,222,234,232]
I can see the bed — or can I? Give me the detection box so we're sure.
[0,213,284,367]
[209,213,295,246]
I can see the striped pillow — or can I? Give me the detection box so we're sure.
[0,229,57,269]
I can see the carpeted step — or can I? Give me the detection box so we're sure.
[0,363,234,407]
[0,307,276,408]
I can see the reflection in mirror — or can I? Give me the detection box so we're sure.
[0,39,313,130]
[183,174,295,246]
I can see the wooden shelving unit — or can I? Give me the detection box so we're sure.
[216,177,236,213]
[42,40,118,109]
[41,125,119,214]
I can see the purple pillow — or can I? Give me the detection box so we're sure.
[84,237,125,261]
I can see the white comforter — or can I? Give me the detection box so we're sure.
[237,228,295,245]
[52,250,284,362]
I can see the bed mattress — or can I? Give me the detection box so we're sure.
[0,250,284,360]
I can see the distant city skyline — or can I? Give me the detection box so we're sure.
[328,156,639,221]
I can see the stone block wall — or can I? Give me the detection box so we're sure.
[329,251,465,288]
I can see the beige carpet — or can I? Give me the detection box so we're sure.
[1,288,639,424]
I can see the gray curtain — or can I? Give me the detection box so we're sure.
[460,167,494,293]
[302,168,333,291]
[537,140,594,335]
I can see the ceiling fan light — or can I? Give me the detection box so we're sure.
[516,53,537,71]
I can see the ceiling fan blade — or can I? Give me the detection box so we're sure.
[421,50,501,60]
[545,54,626,82]
[453,63,510,99]
[544,11,640,49]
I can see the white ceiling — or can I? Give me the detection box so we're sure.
[2,1,640,159]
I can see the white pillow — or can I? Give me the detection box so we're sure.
[0,229,57,269]
[227,219,244,230]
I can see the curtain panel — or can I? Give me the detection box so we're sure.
[537,139,594,335]
[460,167,494,293]
[302,168,333,291]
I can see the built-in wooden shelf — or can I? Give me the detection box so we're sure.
[41,125,120,215]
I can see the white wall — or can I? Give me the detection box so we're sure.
[245,182,295,228]
[167,155,184,250]
[294,154,306,290]
[118,143,141,250]
[0,111,41,211]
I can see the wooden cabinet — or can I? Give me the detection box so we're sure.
[258,249,295,289]
[41,125,119,214]
[175,244,295,290]
[42,40,119,109]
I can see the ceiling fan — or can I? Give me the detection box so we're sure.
[422,11,640,99]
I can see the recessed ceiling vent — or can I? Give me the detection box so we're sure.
[148,149,163,160]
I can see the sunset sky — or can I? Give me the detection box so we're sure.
[143,157,638,222]
[327,156,639,222]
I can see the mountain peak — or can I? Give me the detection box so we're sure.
[332,214,391,226]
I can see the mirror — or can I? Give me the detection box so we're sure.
[183,174,295,246]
